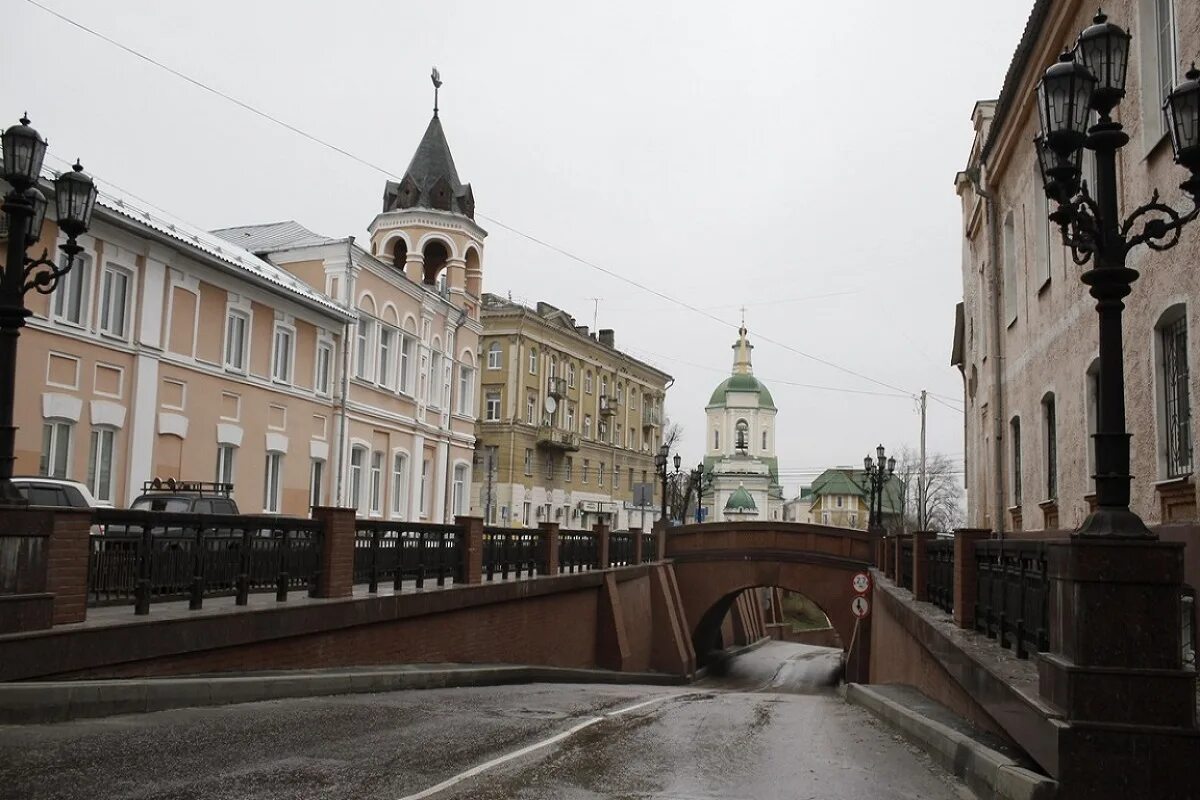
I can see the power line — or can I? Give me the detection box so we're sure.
[25,0,935,401]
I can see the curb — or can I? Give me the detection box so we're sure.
[0,665,689,725]
[846,683,1057,800]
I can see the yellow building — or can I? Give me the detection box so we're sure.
[807,468,902,530]
[474,296,671,530]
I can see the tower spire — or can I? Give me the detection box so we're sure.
[431,66,442,117]
[732,322,753,375]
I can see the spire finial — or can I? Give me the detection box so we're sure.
[431,67,443,117]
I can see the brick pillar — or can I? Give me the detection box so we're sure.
[537,521,560,576]
[911,531,935,602]
[893,533,911,588]
[653,518,667,561]
[952,528,991,629]
[311,506,356,598]
[456,515,484,585]
[593,520,611,569]
[882,535,895,579]
[630,526,644,564]
[47,508,92,625]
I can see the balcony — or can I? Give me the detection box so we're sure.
[547,376,567,399]
[599,395,619,417]
[641,407,660,428]
[536,426,580,451]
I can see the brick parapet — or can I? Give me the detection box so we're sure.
[537,522,560,575]
[911,531,936,602]
[311,507,356,598]
[952,528,991,628]
[630,527,644,564]
[594,520,611,569]
[45,508,92,625]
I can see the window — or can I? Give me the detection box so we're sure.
[527,394,536,424]
[567,363,576,387]
[487,342,502,369]
[614,464,620,489]
[52,253,90,326]
[87,427,115,503]
[565,457,574,481]
[522,501,531,526]
[583,415,592,439]
[714,429,720,450]
[309,459,324,508]
[762,429,768,450]
[528,348,538,375]
[485,391,501,421]
[272,326,293,383]
[40,420,72,479]
[544,454,554,480]
[399,334,414,394]
[822,511,830,525]
[616,424,622,447]
[457,365,475,415]
[601,377,608,399]
[585,371,593,394]
[524,448,533,475]
[836,495,843,508]
[452,464,467,517]
[429,352,443,407]
[355,319,373,380]
[1155,0,1178,135]
[216,445,236,492]
[98,265,130,338]
[582,459,590,484]
[1002,211,1017,325]
[315,340,333,396]
[350,446,366,513]
[391,453,409,517]
[1043,394,1057,500]
[629,468,634,490]
[599,462,605,487]
[419,459,429,516]
[378,327,395,387]
[1159,308,1192,478]
[849,513,858,528]
[1010,417,1023,506]
[224,311,249,371]
[263,452,283,513]
[549,356,557,379]
[1034,160,1052,288]
[566,403,575,431]
[370,451,383,514]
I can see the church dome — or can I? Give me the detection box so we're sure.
[724,484,758,511]
[707,374,776,409]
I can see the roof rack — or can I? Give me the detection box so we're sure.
[142,478,233,497]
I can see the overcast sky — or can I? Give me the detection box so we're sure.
[5,0,1033,496]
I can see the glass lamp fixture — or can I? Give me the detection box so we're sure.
[1,114,47,190]
[1035,134,1082,202]
[1037,51,1098,155]
[673,453,681,471]
[53,160,97,238]
[25,186,47,245]
[1165,64,1200,194]
[1075,10,1131,115]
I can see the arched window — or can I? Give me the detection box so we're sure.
[422,240,449,286]
[1041,393,1057,501]
[567,362,576,388]
[584,371,593,394]
[735,419,749,453]
[528,348,538,375]
[393,238,408,270]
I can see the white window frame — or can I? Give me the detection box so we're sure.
[487,342,502,370]
[309,458,324,508]
[524,448,533,476]
[98,263,132,340]
[51,252,91,328]
[349,446,367,515]
[485,391,501,421]
[452,464,467,517]
[419,459,429,517]
[224,310,250,373]
[87,426,116,504]
[584,371,593,394]
[378,326,395,388]
[263,452,283,513]
[399,333,414,395]
[40,419,73,479]
[315,339,334,397]
[369,450,383,515]
[355,318,374,380]
[391,452,409,518]
[528,348,538,375]
[216,444,236,487]
[1002,211,1018,326]
[457,364,475,416]
[271,324,294,384]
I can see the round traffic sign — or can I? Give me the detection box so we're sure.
[851,572,871,594]
[851,596,870,619]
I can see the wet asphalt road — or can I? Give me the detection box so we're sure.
[0,643,971,800]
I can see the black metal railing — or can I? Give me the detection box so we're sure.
[558,531,598,573]
[640,532,656,561]
[974,540,1049,659]
[900,538,914,590]
[483,526,540,580]
[609,532,634,566]
[89,509,322,613]
[353,521,463,591]
[926,538,955,614]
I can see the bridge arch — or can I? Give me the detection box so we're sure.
[665,521,874,677]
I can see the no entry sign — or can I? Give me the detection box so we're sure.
[851,572,871,594]
[851,595,870,619]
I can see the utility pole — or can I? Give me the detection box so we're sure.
[484,451,495,524]
[918,389,928,531]
[588,297,602,333]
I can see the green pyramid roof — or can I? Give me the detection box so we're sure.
[724,485,758,511]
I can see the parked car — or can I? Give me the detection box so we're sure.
[105,480,241,536]
[10,477,103,535]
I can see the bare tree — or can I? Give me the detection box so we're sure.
[891,446,965,533]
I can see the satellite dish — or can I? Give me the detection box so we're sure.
[544,396,558,414]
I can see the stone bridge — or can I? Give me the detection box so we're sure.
[665,521,874,681]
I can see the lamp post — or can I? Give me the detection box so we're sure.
[690,461,708,523]
[863,443,896,532]
[654,443,669,526]
[1034,12,1200,536]
[0,115,97,505]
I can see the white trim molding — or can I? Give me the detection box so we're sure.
[42,393,83,422]
[216,423,244,447]
[90,400,127,429]
[157,412,189,438]
[265,432,289,454]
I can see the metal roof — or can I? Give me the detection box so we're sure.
[979,0,1054,166]
[210,220,344,253]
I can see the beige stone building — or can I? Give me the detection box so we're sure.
[952,0,1200,531]
[15,108,484,520]
[473,296,671,530]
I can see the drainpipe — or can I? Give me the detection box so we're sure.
[333,238,356,507]
[967,167,1006,538]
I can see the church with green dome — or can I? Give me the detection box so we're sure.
[700,325,784,521]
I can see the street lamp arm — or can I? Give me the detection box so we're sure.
[21,241,82,296]
[1120,190,1200,254]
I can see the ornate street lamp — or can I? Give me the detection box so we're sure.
[863,444,895,532]
[0,115,97,504]
[1034,13,1200,536]
[654,443,669,526]
[690,461,707,523]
